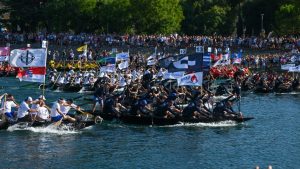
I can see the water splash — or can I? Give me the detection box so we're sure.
[7,123,79,135]
[161,120,239,128]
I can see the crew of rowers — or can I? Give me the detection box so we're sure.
[240,71,300,93]
[48,69,98,87]
[0,93,81,125]
[88,67,243,120]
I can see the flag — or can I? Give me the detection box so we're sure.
[0,47,10,62]
[147,54,157,66]
[288,66,300,72]
[118,61,129,70]
[213,54,231,67]
[160,54,203,73]
[116,52,129,61]
[10,49,47,67]
[100,64,116,73]
[177,72,203,86]
[77,45,87,52]
[281,64,295,70]
[203,53,211,71]
[232,52,242,64]
[17,67,46,83]
[163,71,184,80]
[97,57,116,64]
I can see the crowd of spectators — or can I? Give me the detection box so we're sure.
[0,32,300,51]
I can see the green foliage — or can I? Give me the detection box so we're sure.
[275,2,300,34]
[0,0,299,35]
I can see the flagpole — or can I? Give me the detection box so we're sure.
[42,40,48,97]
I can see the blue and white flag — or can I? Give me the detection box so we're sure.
[118,61,129,70]
[116,52,129,61]
[203,53,211,71]
[163,71,184,80]
[100,64,116,73]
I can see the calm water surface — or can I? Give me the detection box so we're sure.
[0,77,299,169]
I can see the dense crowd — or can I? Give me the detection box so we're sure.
[1,32,300,51]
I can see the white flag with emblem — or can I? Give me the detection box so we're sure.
[10,49,47,67]
[177,72,203,86]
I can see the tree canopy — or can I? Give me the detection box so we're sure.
[0,0,299,36]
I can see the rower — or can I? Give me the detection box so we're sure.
[31,95,47,121]
[3,94,19,123]
[215,83,231,96]
[130,99,152,117]
[92,82,110,113]
[17,97,37,122]
[50,98,76,123]
[60,99,80,123]
[213,95,239,118]
[156,99,181,118]
[35,100,51,122]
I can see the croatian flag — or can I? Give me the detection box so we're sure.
[17,67,46,83]
[0,47,10,62]
[177,72,203,86]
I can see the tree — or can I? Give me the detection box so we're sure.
[130,0,184,34]
[275,2,300,34]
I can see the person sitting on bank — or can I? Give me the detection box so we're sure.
[17,97,37,122]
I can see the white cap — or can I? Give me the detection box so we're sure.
[26,97,33,102]
[39,95,46,100]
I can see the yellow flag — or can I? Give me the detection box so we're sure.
[77,45,87,52]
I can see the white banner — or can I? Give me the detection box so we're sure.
[19,74,45,83]
[147,59,157,66]
[177,72,203,86]
[10,49,47,67]
[0,56,8,62]
[163,71,184,80]
[100,64,116,73]
[281,64,295,70]
[116,52,129,61]
[288,66,300,72]
[118,61,129,70]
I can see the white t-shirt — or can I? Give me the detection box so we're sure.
[4,101,17,113]
[50,102,61,117]
[31,100,40,115]
[61,103,77,114]
[17,101,30,118]
[37,107,50,120]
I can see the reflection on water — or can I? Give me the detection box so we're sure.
[0,77,300,168]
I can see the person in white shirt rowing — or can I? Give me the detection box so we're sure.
[50,98,78,123]
[2,94,19,123]
[60,99,81,122]
[36,101,51,122]
[31,95,49,122]
[17,97,37,122]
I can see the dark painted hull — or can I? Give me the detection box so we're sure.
[0,116,101,130]
[89,111,254,126]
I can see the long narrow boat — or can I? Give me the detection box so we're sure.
[89,111,254,126]
[0,114,103,130]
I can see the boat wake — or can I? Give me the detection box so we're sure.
[7,123,80,135]
[161,120,239,128]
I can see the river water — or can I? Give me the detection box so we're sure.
[0,77,299,169]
